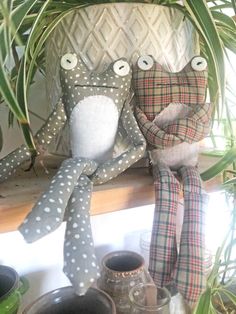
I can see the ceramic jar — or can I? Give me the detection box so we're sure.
[98,250,153,314]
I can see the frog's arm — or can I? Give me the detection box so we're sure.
[91,101,146,185]
[0,101,67,183]
[163,102,211,143]
[135,102,211,149]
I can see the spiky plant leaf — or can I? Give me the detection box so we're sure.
[201,147,236,181]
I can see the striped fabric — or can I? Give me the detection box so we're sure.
[133,58,211,149]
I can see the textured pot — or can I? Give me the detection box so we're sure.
[45,3,199,155]
[98,251,153,314]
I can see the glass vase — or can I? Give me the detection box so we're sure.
[129,283,171,314]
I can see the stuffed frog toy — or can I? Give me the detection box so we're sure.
[132,55,211,307]
[0,54,146,295]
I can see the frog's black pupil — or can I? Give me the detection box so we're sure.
[67,59,71,64]
[197,61,202,65]
[144,60,148,65]
[119,65,125,70]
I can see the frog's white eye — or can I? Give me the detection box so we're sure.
[60,53,78,70]
[113,60,130,76]
[137,55,154,71]
[191,56,207,71]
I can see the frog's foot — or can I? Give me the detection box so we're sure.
[18,158,97,243]
[63,175,99,295]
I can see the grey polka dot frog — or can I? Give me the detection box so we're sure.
[0,54,146,295]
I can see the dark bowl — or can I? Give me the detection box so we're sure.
[23,286,116,314]
[0,265,19,301]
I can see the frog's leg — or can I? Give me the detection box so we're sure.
[0,101,66,183]
[149,162,180,287]
[91,100,146,185]
[63,175,99,295]
[18,158,97,242]
[174,166,208,307]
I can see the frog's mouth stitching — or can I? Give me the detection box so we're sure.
[75,84,119,89]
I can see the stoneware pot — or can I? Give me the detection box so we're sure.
[98,250,153,314]
[0,265,29,314]
[22,286,116,314]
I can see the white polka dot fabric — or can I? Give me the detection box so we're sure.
[63,175,99,294]
[0,101,67,183]
[17,55,146,295]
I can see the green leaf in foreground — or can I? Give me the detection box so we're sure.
[201,147,236,181]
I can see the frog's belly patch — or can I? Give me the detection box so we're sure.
[70,95,119,163]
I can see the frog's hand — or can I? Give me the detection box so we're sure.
[163,102,212,144]
[135,106,182,149]
[91,101,146,185]
[0,101,66,183]
[135,102,211,149]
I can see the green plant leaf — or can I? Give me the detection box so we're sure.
[193,288,212,314]
[201,147,236,181]
[184,0,225,110]
[16,0,51,119]
[0,124,2,151]
[223,177,236,185]
[0,0,39,62]
[21,123,35,153]
[212,11,236,54]
[26,9,76,90]
[212,11,236,30]
[221,288,236,306]
[0,61,27,123]
[0,0,41,150]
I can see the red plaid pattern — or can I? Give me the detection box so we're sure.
[149,163,180,286]
[133,58,211,149]
[174,166,208,306]
[133,57,210,306]
[133,60,208,121]
[149,164,208,307]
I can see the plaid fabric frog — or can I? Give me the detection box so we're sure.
[132,55,211,307]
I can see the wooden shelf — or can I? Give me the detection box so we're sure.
[0,155,221,233]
